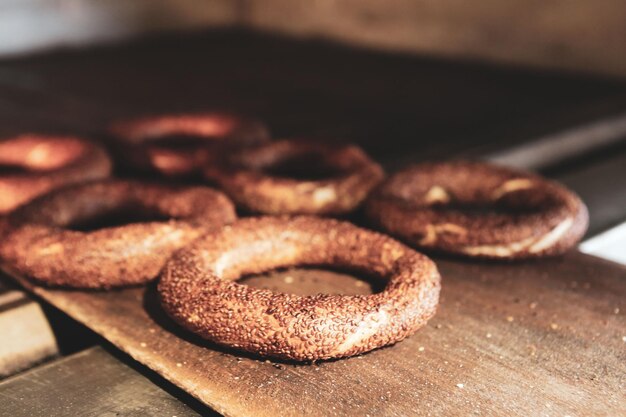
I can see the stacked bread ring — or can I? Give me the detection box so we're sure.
[0,112,589,361]
[0,134,111,214]
[110,112,269,177]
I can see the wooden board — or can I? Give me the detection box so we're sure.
[483,111,626,171]
[557,150,626,236]
[0,278,58,377]
[0,347,205,417]
[3,253,625,416]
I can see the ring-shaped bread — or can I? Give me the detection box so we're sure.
[365,161,588,259]
[110,112,269,177]
[0,180,236,288]
[0,134,111,214]
[159,216,440,361]
[204,139,384,215]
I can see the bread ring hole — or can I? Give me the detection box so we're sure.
[494,187,563,212]
[433,199,548,216]
[240,266,386,296]
[67,205,172,232]
[437,202,515,215]
[255,152,347,181]
[0,163,30,175]
[144,134,227,151]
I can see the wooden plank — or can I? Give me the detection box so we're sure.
[548,147,626,264]
[0,279,58,378]
[2,253,624,417]
[555,150,626,237]
[484,111,626,171]
[0,346,206,417]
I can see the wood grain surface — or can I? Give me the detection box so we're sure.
[0,347,204,417]
[3,253,624,416]
[0,284,58,377]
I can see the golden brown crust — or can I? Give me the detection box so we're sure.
[109,112,270,177]
[204,139,385,215]
[0,180,236,288]
[365,161,589,259]
[0,134,112,214]
[158,216,440,361]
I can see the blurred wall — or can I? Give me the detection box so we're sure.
[0,0,236,55]
[243,0,626,78]
[1,0,625,78]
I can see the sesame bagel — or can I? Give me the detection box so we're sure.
[365,161,588,259]
[0,134,112,214]
[159,216,440,361]
[110,112,270,177]
[204,139,384,215]
[0,180,236,288]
